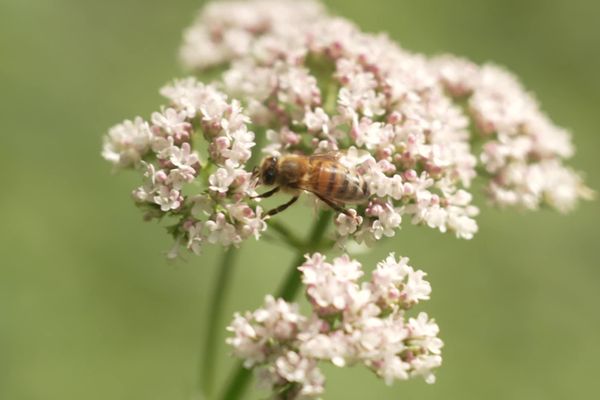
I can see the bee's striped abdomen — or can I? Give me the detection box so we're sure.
[310,161,338,197]
[333,173,369,203]
[309,160,370,204]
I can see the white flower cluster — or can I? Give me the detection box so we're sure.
[227,253,442,398]
[178,0,589,247]
[102,78,266,255]
[180,0,326,70]
[433,56,593,212]
[104,0,590,254]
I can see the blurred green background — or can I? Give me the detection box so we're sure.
[1,0,599,399]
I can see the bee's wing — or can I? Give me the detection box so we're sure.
[297,185,345,207]
[308,151,342,162]
[293,179,316,193]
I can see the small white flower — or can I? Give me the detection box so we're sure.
[304,107,331,135]
[299,328,351,367]
[540,161,592,213]
[275,352,325,397]
[160,77,206,117]
[223,127,255,165]
[151,107,191,140]
[299,254,363,314]
[102,117,152,167]
[227,204,267,240]
[205,212,241,246]
[366,202,402,240]
[376,354,410,385]
[334,209,362,236]
[370,253,431,308]
[131,162,160,203]
[407,312,442,353]
[185,221,204,255]
[169,142,199,169]
[208,160,245,194]
[153,185,182,211]
[226,312,265,367]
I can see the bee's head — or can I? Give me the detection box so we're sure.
[257,156,278,186]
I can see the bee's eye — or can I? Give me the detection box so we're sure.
[263,169,276,185]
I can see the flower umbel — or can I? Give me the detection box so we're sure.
[432,56,593,212]
[103,78,265,255]
[227,253,442,398]
[101,1,593,400]
[103,0,591,255]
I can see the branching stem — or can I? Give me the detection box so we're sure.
[218,210,332,400]
[200,246,238,398]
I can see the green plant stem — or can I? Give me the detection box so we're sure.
[219,210,332,400]
[276,210,332,301]
[323,80,339,116]
[201,246,238,399]
[267,220,305,250]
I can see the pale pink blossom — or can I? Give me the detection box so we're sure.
[208,160,247,194]
[432,57,592,212]
[103,76,265,255]
[185,221,204,255]
[228,252,443,398]
[153,186,182,212]
[179,0,326,69]
[151,107,191,141]
[205,212,242,246]
[106,0,590,256]
[151,0,592,255]
[299,254,363,315]
[370,253,431,308]
[102,117,152,167]
[334,209,362,236]
[303,107,330,135]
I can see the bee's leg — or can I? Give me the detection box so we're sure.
[251,186,280,199]
[265,196,299,217]
[314,193,352,216]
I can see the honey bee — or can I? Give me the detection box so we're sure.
[252,153,370,217]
